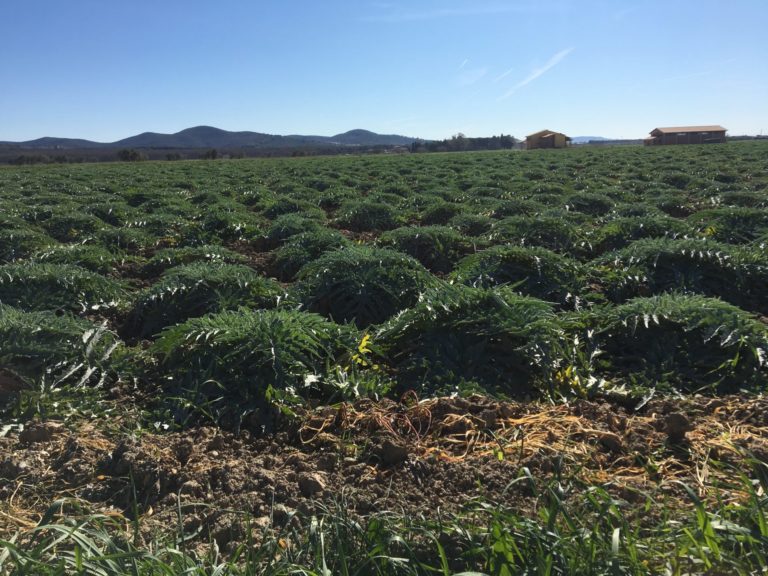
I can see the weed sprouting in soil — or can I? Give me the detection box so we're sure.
[2,459,766,574]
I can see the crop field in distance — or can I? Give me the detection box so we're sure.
[0,141,767,574]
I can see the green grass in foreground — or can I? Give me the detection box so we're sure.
[2,460,766,575]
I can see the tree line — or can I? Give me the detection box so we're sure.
[410,133,517,153]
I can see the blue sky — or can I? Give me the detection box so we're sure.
[1,0,766,141]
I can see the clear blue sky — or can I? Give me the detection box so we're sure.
[2,0,766,141]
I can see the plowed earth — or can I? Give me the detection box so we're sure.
[1,394,766,554]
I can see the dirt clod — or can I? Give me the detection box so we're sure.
[180,479,204,496]
[19,421,65,444]
[207,436,227,451]
[665,412,693,443]
[175,438,195,464]
[0,458,29,479]
[271,503,296,525]
[375,438,409,466]
[285,452,309,470]
[597,431,623,452]
[315,453,337,472]
[297,472,326,497]
[477,408,498,429]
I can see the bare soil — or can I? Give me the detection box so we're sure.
[1,394,766,552]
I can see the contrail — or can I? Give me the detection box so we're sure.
[499,47,574,100]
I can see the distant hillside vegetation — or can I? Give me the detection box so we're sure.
[0,126,418,150]
[325,129,414,146]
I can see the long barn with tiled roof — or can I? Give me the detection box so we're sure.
[644,125,727,145]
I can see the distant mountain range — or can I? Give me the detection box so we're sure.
[0,126,418,150]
